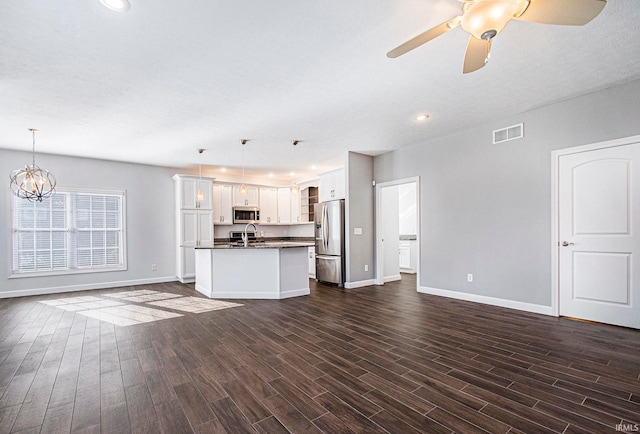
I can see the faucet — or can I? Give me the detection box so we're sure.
[242,223,257,247]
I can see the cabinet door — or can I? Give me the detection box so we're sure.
[277,188,291,224]
[399,242,411,269]
[291,189,301,223]
[331,168,345,200]
[181,177,212,209]
[259,188,277,224]
[181,211,198,246]
[197,211,213,244]
[181,178,198,209]
[213,184,233,224]
[318,174,332,203]
[308,246,316,277]
[233,185,247,206]
[233,185,259,207]
[246,187,259,207]
[196,179,213,210]
[319,168,345,202]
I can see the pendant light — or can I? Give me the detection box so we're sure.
[240,139,248,195]
[291,140,300,195]
[10,129,57,202]
[196,148,205,202]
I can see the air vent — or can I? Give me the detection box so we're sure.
[493,123,524,144]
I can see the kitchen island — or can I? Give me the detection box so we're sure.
[194,241,313,299]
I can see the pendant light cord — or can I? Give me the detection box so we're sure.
[30,128,38,167]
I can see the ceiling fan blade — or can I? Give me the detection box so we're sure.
[463,36,490,74]
[514,0,606,26]
[387,18,459,58]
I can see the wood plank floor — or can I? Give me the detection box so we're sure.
[1,275,639,433]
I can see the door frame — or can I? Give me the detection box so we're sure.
[551,134,640,317]
[375,176,420,290]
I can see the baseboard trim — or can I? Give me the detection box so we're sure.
[383,275,401,283]
[418,286,554,316]
[194,287,310,300]
[0,276,179,299]
[344,279,376,289]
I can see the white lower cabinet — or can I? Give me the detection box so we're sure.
[178,210,213,283]
[308,246,316,277]
[399,241,411,269]
[399,239,417,274]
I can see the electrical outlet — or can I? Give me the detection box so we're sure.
[364,265,369,272]
[467,273,473,282]
[151,264,157,271]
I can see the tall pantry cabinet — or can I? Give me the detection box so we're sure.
[173,174,215,283]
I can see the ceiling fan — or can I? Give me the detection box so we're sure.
[387,0,607,73]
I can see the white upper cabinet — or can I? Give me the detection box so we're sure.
[277,188,291,224]
[178,176,213,210]
[212,183,233,225]
[233,185,259,207]
[319,168,345,202]
[259,187,278,224]
[290,188,301,223]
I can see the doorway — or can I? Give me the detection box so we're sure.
[552,136,640,329]
[375,177,420,289]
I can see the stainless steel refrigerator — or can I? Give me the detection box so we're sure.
[315,199,345,286]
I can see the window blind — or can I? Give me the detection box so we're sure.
[11,190,125,275]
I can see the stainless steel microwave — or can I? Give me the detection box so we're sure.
[233,207,260,224]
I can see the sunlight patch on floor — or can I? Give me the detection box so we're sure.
[148,297,243,313]
[38,290,243,326]
[78,304,182,326]
[103,290,183,302]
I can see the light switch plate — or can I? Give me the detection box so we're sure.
[354,228,363,235]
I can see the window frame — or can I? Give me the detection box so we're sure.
[9,187,128,279]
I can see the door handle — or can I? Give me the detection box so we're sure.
[561,241,575,247]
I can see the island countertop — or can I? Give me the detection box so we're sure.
[193,241,314,249]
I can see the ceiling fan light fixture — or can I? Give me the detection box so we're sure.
[461,0,520,39]
[99,0,131,12]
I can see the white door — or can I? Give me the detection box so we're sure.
[559,143,640,329]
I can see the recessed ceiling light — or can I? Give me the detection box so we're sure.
[290,171,295,177]
[268,173,274,178]
[416,114,430,121]
[99,0,131,12]
[311,164,317,170]
[220,167,227,172]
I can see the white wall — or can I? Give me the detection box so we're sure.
[0,150,178,297]
[374,78,640,308]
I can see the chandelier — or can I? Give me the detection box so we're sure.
[10,129,57,202]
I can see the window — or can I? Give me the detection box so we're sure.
[11,189,126,276]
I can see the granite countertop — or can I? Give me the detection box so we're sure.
[195,241,314,249]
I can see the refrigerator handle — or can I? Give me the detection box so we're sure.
[323,205,329,250]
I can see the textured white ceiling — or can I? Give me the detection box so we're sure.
[1,0,639,182]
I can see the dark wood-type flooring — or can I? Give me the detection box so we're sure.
[1,274,640,433]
